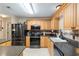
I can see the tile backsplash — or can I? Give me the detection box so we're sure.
[61,30,79,41]
[61,30,73,39]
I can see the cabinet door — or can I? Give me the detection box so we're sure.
[40,37,45,48]
[47,21,51,30]
[51,18,54,30]
[64,4,76,30]
[76,4,79,29]
[40,36,48,48]
[55,19,59,30]
[64,5,70,29]
[26,36,30,48]
[51,18,59,30]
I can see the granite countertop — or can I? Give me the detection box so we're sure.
[49,37,67,42]
[0,46,25,56]
[63,37,79,48]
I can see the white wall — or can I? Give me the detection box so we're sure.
[59,15,64,30]
[11,16,18,24]
[16,17,27,24]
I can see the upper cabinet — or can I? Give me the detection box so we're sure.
[63,4,75,29]
[51,4,78,30]
[26,19,51,30]
[51,17,59,30]
[63,4,79,30]
[76,4,79,29]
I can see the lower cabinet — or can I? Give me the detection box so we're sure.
[26,36,30,48]
[26,36,47,48]
[40,37,45,48]
[26,36,51,48]
[40,36,49,48]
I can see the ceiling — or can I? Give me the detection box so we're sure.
[0,3,59,17]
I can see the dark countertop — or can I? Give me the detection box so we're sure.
[63,37,79,48]
[0,46,25,56]
[49,36,79,48]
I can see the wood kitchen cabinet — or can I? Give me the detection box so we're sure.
[26,36,51,48]
[64,3,79,30]
[63,4,76,30]
[76,4,79,29]
[51,17,59,30]
[40,37,45,48]
[52,4,77,30]
[26,19,51,30]
[40,36,49,48]
[41,36,53,55]
[26,36,30,48]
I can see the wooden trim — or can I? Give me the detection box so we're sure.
[0,40,11,44]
